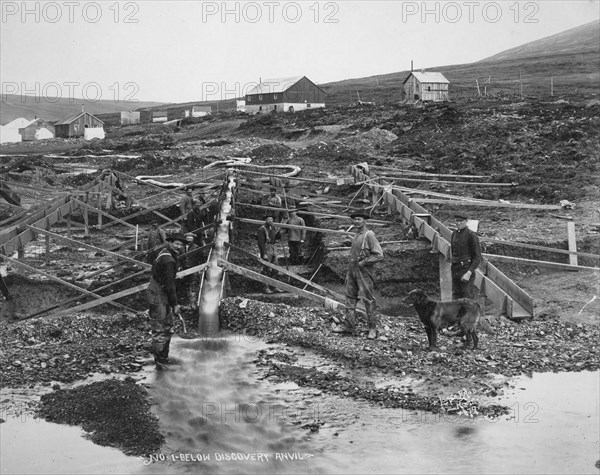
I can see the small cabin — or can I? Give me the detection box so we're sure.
[54,111,104,138]
[403,71,449,102]
[192,105,212,117]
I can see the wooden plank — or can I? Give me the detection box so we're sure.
[376,176,515,187]
[412,198,562,210]
[22,268,151,320]
[29,225,151,269]
[47,263,208,318]
[567,221,578,266]
[1,201,76,256]
[483,253,599,272]
[235,201,391,224]
[235,217,354,236]
[225,243,345,301]
[72,198,138,230]
[2,254,134,313]
[481,237,600,260]
[217,259,346,310]
[482,260,534,315]
[370,165,490,179]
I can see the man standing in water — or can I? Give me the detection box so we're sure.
[333,211,383,339]
[146,232,186,369]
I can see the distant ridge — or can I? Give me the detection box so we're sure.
[320,19,600,104]
[0,94,167,125]
[479,19,599,62]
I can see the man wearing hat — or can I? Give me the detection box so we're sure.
[180,189,195,218]
[283,209,306,265]
[146,232,186,369]
[257,215,283,293]
[450,212,482,300]
[333,210,384,339]
[266,187,283,222]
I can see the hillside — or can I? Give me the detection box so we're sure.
[0,95,166,125]
[322,20,600,105]
[480,19,599,62]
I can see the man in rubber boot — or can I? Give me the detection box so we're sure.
[146,232,186,369]
[333,211,383,339]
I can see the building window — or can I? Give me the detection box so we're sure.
[247,96,251,102]
[307,103,311,108]
[427,86,431,91]
[274,94,277,99]
[259,95,262,100]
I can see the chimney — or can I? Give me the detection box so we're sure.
[81,104,85,113]
[411,60,413,72]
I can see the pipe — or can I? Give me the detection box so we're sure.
[197,171,236,335]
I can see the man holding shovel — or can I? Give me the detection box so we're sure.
[146,232,186,369]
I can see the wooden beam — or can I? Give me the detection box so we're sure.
[411,198,562,210]
[376,176,515,187]
[224,242,345,301]
[217,259,346,311]
[480,237,599,260]
[47,263,209,318]
[235,201,391,224]
[370,165,491,180]
[2,254,135,313]
[235,168,338,185]
[28,225,151,269]
[567,221,578,266]
[22,268,151,320]
[72,199,138,230]
[483,253,599,272]
[235,217,354,236]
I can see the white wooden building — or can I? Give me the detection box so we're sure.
[403,71,449,102]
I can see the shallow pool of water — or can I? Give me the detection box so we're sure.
[1,334,598,474]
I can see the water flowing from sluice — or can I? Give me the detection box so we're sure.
[197,172,236,335]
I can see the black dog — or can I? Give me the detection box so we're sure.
[404,289,490,350]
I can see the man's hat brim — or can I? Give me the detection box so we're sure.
[454,213,469,220]
[350,212,371,219]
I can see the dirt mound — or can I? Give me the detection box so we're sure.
[250,143,294,160]
[38,378,164,456]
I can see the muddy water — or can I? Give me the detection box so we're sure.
[1,334,598,474]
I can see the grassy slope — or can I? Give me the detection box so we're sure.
[0,95,167,125]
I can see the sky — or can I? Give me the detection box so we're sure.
[1,0,599,103]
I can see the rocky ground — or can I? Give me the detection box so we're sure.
[0,98,598,457]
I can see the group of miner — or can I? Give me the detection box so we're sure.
[144,185,481,369]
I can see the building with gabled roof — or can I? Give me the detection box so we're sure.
[403,71,449,102]
[54,109,104,138]
[245,75,326,114]
[18,118,55,141]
